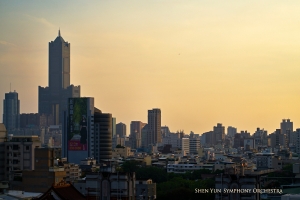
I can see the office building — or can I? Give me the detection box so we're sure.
[116,122,126,137]
[112,117,116,137]
[4,135,41,181]
[189,136,201,154]
[20,113,40,128]
[281,119,293,145]
[62,97,94,164]
[3,91,20,130]
[253,128,268,148]
[295,129,300,154]
[269,129,288,149]
[181,137,190,156]
[213,123,225,145]
[94,108,112,163]
[0,124,7,181]
[227,126,237,137]
[136,179,156,200]
[162,132,181,148]
[38,30,80,125]
[147,108,162,145]
[22,148,66,193]
[130,121,146,149]
[161,126,170,137]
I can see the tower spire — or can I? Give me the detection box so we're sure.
[58,28,61,37]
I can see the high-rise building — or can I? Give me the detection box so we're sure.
[189,134,201,155]
[227,126,237,137]
[181,137,190,156]
[3,91,20,130]
[281,119,293,145]
[116,122,126,137]
[0,124,7,181]
[38,30,80,125]
[130,121,146,149]
[269,129,288,149]
[295,129,300,154]
[253,128,268,148]
[94,108,112,163]
[62,97,94,164]
[112,117,116,137]
[62,98,113,164]
[147,108,161,146]
[213,123,225,145]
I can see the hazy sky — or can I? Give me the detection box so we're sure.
[1,1,300,134]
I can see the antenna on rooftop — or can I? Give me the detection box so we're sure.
[10,83,11,92]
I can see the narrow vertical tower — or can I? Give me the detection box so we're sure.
[39,30,80,125]
[148,108,161,145]
[49,29,70,91]
[3,91,20,130]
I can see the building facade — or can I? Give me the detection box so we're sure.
[38,30,80,125]
[4,135,41,181]
[130,121,146,149]
[147,109,161,146]
[22,148,66,193]
[62,97,94,164]
[116,122,126,137]
[94,108,112,163]
[213,123,225,145]
[3,91,20,130]
[0,124,7,181]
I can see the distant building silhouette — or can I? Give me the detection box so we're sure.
[38,30,80,125]
[3,91,20,130]
[145,108,161,146]
[116,122,126,137]
[281,119,293,145]
[213,123,225,145]
[227,126,237,137]
[130,121,146,149]
[94,108,112,162]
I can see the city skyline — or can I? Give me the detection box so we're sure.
[1,1,300,134]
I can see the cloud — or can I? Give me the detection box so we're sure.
[24,14,55,28]
[0,40,16,47]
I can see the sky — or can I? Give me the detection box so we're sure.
[1,1,300,135]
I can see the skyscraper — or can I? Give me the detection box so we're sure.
[116,122,126,137]
[213,123,225,145]
[3,91,20,130]
[94,108,112,163]
[38,30,80,125]
[130,121,146,149]
[147,108,161,145]
[62,97,94,164]
[281,119,293,145]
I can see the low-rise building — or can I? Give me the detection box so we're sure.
[167,163,214,173]
[4,135,41,181]
[74,172,136,199]
[136,179,156,200]
[22,148,66,193]
[112,146,133,158]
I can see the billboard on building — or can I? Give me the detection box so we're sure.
[68,98,88,151]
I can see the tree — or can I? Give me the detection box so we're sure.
[121,160,140,173]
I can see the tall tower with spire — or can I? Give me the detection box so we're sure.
[49,29,70,90]
[38,30,80,125]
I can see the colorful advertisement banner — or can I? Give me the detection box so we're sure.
[68,98,88,151]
